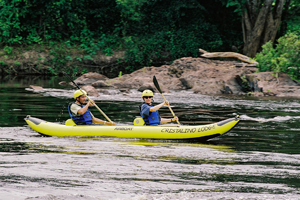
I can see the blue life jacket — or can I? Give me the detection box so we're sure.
[139,103,160,126]
[68,103,93,125]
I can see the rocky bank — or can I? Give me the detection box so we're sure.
[73,57,300,98]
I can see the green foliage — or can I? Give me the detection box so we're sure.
[0,0,250,75]
[116,0,147,36]
[256,32,300,80]
[225,0,247,14]
[124,23,223,69]
[287,16,300,34]
[118,71,122,77]
[240,75,251,92]
[4,46,13,54]
[0,0,121,45]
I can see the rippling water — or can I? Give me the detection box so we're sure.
[1,76,300,200]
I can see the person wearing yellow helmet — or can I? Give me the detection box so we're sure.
[139,89,178,126]
[68,89,115,125]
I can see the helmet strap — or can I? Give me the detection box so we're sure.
[76,96,83,105]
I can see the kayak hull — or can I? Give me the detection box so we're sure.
[24,115,240,141]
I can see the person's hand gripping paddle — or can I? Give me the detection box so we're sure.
[153,76,180,125]
[63,72,113,124]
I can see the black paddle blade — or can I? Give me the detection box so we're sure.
[153,76,162,93]
[63,71,81,90]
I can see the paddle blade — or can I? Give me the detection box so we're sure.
[153,76,162,93]
[63,71,81,90]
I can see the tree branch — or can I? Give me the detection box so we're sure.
[199,48,258,65]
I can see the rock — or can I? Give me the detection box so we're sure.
[99,89,111,95]
[119,88,130,93]
[92,80,109,88]
[252,92,264,97]
[137,84,156,92]
[245,74,263,92]
[221,86,233,94]
[179,78,193,89]
[73,72,108,85]
[30,85,43,90]
[168,66,183,78]
[81,85,100,97]
[59,81,67,85]
[263,91,276,96]
[75,57,300,98]
[243,72,300,97]
[107,57,258,95]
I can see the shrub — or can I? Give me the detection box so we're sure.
[255,32,300,80]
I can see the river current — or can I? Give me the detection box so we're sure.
[0,76,300,200]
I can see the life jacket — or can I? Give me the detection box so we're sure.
[139,103,160,126]
[68,103,93,125]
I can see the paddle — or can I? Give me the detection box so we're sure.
[63,72,113,124]
[153,76,180,125]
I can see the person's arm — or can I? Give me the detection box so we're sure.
[77,100,94,115]
[141,104,151,116]
[160,116,178,124]
[149,101,169,112]
[92,116,116,125]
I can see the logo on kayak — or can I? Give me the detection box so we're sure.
[198,124,215,132]
[161,124,215,133]
[161,128,197,133]
[114,127,133,131]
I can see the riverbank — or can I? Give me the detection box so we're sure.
[72,57,300,98]
[0,45,172,78]
[2,46,300,98]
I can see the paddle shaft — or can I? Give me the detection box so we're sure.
[153,76,180,125]
[82,93,113,124]
[160,93,180,125]
[64,72,113,123]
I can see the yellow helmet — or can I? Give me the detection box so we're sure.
[74,89,87,99]
[142,89,153,97]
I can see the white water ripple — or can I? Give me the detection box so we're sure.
[240,115,300,123]
[26,88,300,113]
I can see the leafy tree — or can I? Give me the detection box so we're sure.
[122,0,241,67]
[284,0,300,35]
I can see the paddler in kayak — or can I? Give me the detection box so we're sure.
[140,89,178,126]
[68,90,116,125]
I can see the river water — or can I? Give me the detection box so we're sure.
[0,76,300,200]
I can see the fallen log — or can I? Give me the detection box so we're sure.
[199,48,258,65]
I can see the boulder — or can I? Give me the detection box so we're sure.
[92,80,109,88]
[73,72,108,85]
[99,89,111,95]
[242,72,300,97]
[73,57,300,98]
[58,81,67,85]
[81,85,100,97]
[137,84,156,92]
[30,85,43,90]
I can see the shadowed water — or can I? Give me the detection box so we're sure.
[0,76,300,200]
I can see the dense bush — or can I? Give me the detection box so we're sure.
[256,32,300,80]
[0,0,243,75]
[0,0,121,44]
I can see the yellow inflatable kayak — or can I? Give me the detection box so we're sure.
[24,115,239,141]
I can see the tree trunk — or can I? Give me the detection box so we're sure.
[278,0,293,38]
[242,0,286,58]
